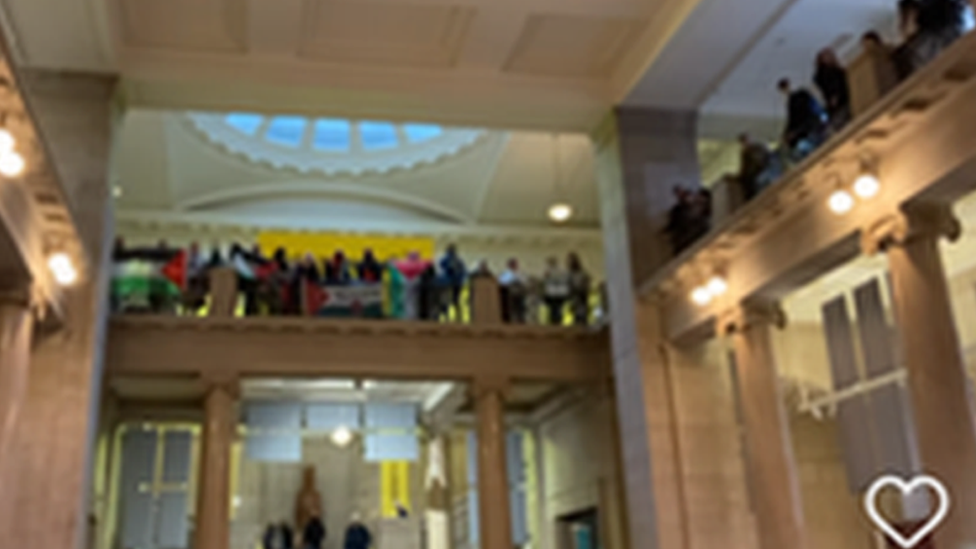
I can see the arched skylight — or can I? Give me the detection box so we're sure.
[188,112,485,176]
[221,113,446,151]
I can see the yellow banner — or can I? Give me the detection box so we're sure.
[380,461,412,517]
[256,231,435,262]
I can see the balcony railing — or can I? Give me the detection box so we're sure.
[109,247,609,328]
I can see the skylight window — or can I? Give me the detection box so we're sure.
[225,112,264,136]
[312,119,352,151]
[403,124,442,143]
[195,112,481,175]
[359,121,398,150]
[265,116,307,147]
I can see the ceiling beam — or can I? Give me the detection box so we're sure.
[246,0,304,57]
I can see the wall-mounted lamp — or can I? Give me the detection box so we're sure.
[47,252,77,286]
[0,128,15,153]
[853,173,880,199]
[828,189,855,214]
[690,275,728,307]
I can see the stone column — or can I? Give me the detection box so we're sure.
[473,377,512,549]
[863,203,976,548]
[0,70,119,549]
[195,379,237,549]
[0,293,33,481]
[591,107,702,549]
[721,303,806,549]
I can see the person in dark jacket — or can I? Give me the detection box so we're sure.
[357,249,383,283]
[303,514,326,549]
[343,518,372,549]
[280,521,295,549]
[777,78,827,156]
[813,48,850,131]
[263,523,278,549]
[737,133,771,200]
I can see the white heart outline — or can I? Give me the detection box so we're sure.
[863,474,950,548]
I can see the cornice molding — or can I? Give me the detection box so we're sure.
[114,211,604,247]
[184,112,489,177]
[110,315,603,342]
[716,301,786,336]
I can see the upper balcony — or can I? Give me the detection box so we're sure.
[105,244,612,383]
[647,25,976,339]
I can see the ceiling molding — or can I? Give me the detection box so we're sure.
[185,111,489,177]
[115,209,603,245]
[175,179,474,225]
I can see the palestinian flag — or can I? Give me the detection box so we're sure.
[111,248,185,313]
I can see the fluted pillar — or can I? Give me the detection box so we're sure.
[864,203,976,547]
[194,379,237,549]
[473,377,511,549]
[0,294,33,483]
[722,303,806,549]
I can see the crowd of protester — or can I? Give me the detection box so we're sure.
[665,0,970,257]
[110,238,603,327]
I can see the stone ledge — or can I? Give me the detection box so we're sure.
[110,314,604,341]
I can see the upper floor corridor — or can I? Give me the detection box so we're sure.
[641,26,976,340]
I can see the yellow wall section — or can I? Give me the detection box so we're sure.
[381,461,412,517]
[257,232,436,261]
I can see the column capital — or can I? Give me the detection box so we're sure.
[861,202,961,255]
[199,373,240,399]
[471,376,510,401]
[0,282,42,311]
[717,301,786,336]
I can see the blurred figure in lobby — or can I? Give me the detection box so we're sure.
[567,253,591,326]
[542,256,570,325]
[737,133,771,201]
[280,520,295,549]
[438,244,467,321]
[498,258,527,324]
[302,512,326,549]
[343,515,372,549]
[264,523,280,549]
[813,48,851,131]
[777,77,827,159]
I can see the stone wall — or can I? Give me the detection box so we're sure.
[536,393,625,549]
[788,413,875,549]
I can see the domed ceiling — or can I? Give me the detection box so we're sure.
[189,112,484,176]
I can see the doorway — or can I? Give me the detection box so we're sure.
[558,508,600,549]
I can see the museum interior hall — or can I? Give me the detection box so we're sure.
[4,0,976,549]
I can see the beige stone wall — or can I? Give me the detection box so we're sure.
[788,413,874,549]
[668,340,757,549]
[536,394,625,549]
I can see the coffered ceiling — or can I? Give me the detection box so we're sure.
[0,0,701,131]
